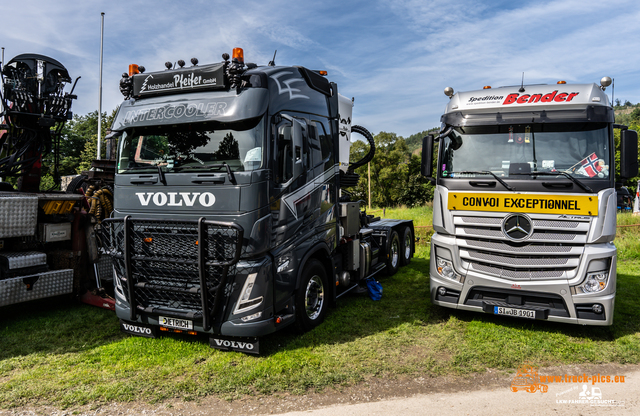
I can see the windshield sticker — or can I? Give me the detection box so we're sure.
[244,147,262,162]
[508,126,514,143]
[448,192,599,216]
[270,71,310,100]
[542,160,555,171]
[525,126,531,143]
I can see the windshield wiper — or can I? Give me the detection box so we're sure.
[448,171,516,191]
[510,171,594,193]
[121,164,167,185]
[174,162,236,184]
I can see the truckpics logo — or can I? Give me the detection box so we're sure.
[503,90,579,105]
[135,192,216,207]
[511,364,549,393]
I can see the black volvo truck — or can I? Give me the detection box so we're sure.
[101,48,414,353]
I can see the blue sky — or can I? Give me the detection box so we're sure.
[2,0,639,138]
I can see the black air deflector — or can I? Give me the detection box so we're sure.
[132,63,227,98]
[296,67,332,96]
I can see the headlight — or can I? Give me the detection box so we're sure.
[233,273,263,314]
[576,271,609,294]
[436,257,462,282]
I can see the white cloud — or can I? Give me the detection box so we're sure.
[1,0,638,136]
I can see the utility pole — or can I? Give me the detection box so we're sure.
[368,161,371,210]
[97,12,105,160]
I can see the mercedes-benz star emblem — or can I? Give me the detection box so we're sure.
[502,214,533,241]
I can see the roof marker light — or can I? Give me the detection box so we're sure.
[233,48,244,64]
[444,87,454,98]
[483,86,491,89]
[319,70,328,76]
[557,80,566,84]
[128,64,139,76]
[600,76,612,90]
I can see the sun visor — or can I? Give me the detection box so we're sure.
[111,88,269,130]
[441,106,614,127]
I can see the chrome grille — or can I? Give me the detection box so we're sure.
[470,262,565,279]
[464,251,572,266]
[454,214,588,280]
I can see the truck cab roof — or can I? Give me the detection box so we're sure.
[443,82,611,115]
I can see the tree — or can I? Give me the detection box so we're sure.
[347,131,434,208]
[73,109,118,174]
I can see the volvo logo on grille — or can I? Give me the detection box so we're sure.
[502,214,533,241]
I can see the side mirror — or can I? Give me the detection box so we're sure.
[620,129,639,179]
[421,134,435,183]
[291,118,306,179]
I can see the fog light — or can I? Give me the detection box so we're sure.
[241,311,262,322]
[438,287,447,296]
[592,304,603,314]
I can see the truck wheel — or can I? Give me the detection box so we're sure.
[295,259,328,332]
[65,174,88,194]
[400,226,413,266]
[385,230,400,276]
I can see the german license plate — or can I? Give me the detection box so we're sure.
[159,316,193,330]
[493,306,535,319]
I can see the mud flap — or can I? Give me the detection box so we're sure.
[120,320,157,338]
[210,335,259,354]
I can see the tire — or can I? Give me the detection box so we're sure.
[295,259,328,332]
[385,230,400,276]
[400,226,413,266]
[66,175,88,194]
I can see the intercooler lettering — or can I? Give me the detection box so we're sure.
[450,193,597,216]
[123,102,227,124]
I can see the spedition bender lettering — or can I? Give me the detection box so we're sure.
[448,193,598,216]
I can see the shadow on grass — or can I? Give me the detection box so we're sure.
[0,297,123,360]
[2,257,637,360]
[259,258,640,358]
[257,256,452,356]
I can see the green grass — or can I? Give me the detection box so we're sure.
[0,208,639,409]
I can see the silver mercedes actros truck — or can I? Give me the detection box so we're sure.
[421,77,638,326]
[100,48,414,353]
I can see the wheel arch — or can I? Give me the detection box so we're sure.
[295,243,333,293]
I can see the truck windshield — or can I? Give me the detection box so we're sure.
[440,123,610,180]
[117,116,264,174]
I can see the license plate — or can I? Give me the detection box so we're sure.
[159,316,193,330]
[494,306,536,319]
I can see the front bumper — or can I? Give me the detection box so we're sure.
[430,234,617,326]
[114,256,288,337]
